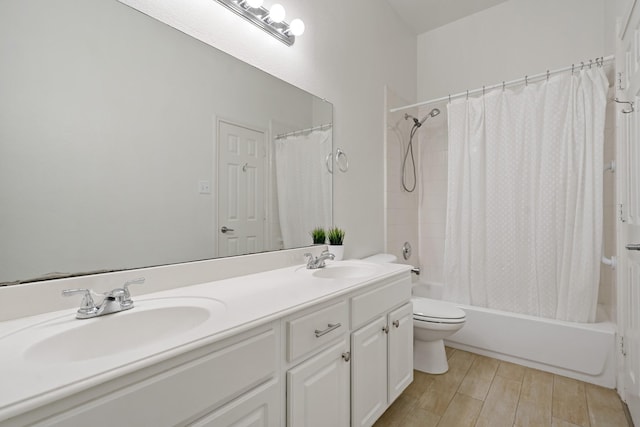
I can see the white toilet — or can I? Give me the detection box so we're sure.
[412,296,466,374]
[362,253,466,374]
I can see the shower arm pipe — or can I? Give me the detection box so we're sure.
[389,55,615,113]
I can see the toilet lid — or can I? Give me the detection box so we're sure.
[412,297,466,321]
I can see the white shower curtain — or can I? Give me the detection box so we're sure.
[443,68,608,322]
[275,129,332,248]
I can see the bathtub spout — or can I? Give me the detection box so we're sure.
[411,267,421,275]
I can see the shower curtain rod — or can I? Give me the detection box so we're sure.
[389,55,615,113]
[275,123,332,139]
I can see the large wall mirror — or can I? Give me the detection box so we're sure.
[0,0,333,285]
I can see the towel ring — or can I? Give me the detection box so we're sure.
[325,153,333,174]
[335,148,349,173]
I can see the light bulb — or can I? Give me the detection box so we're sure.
[269,4,285,23]
[246,0,263,8]
[289,18,305,36]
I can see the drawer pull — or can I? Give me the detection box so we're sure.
[382,325,389,334]
[342,352,351,362]
[315,323,341,338]
[392,320,400,328]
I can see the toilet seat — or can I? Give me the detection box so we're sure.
[412,297,466,324]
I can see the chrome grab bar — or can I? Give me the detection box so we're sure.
[626,244,640,251]
[314,323,341,338]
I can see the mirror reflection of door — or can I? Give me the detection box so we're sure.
[217,120,266,257]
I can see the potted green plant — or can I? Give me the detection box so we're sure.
[327,226,345,261]
[310,227,326,245]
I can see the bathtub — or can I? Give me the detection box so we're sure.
[413,282,617,388]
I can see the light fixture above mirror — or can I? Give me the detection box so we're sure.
[215,0,304,46]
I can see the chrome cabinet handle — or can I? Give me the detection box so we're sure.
[314,323,341,338]
[382,325,389,334]
[626,244,640,251]
[342,352,351,362]
[220,226,235,233]
[392,320,400,328]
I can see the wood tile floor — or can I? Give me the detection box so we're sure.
[374,347,631,427]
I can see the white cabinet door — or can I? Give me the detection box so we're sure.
[351,316,388,427]
[287,339,350,427]
[388,303,413,403]
[618,6,640,425]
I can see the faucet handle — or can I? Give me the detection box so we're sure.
[304,253,315,267]
[320,249,335,258]
[122,277,145,300]
[62,288,99,317]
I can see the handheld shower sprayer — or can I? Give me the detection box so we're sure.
[404,108,440,128]
[401,107,441,192]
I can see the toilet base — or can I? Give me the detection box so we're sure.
[414,338,449,374]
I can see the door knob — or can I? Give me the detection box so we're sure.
[220,226,235,233]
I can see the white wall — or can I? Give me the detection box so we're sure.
[121,0,418,260]
[384,88,418,265]
[417,0,608,101]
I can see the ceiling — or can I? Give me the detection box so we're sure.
[385,0,509,35]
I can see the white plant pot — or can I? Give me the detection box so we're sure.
[327,245,344,261]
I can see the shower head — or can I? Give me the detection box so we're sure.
[404,108,441,128]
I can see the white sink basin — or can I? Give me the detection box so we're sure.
[295,262,382,280]
[20,297,227,363]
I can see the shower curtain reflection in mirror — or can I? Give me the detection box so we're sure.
[274,129,333,248]
[443,68,609,322]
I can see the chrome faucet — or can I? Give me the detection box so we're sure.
[304,250,335,269]
[62,277,145,319]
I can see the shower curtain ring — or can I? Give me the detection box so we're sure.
[581,61,584,70]
[546,70,550,81]
[572,64,575,74]
[466,90,469,100]
[482,86,485,96]
[525,75,528,86]
[589,59,593,69]
[448,94,451,104]
[502,81,506,91]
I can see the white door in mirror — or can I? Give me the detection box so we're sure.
[217,120,266,257]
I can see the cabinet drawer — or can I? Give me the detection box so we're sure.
[287,300,348,362]
[351,277,411,329]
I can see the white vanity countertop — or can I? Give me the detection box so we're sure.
[0,260,410,421]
